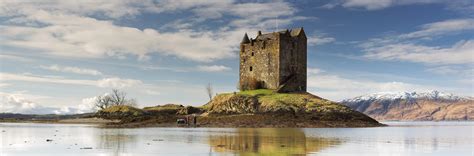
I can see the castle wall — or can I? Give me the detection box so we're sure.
[239,34,280,90]
[239,28,307,92]
[278,33,307,92]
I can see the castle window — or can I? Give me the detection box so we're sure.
[251,52,254,56]
[250,66,253,71]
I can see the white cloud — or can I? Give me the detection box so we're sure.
[76,96,99,114]
[0,11,237,62]
[308,34,336,46]
[197,65,231,72]
[358,19,474,65]
[307,68,324,74]
[40,64,103,76]
[323,0,473,11]
[144,90,161,95]
[0,92,97,114]
[1,72,97,86]
[1,72,142,88]
[425,65,473,87]
[0,54,33,62]
[342,0,394,10]
[0,0,154,19]
[1,93,43,114]
[363,40,474,65]
[97,77,143,89]
[0,0,306,62]
[399,18,474,39]
[426,65,474,76]
[0,83,10,88]
[307,68,441,101]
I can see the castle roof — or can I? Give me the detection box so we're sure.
[256,33,277,40]
[290,27,304,37]
[254,27,305,41]
[241,33,250,44]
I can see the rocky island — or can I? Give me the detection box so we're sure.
[94,89,382,128]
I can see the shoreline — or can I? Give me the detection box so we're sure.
[1,115,385,128]
[0,118,119,125]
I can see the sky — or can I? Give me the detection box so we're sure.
[0,0,473,114]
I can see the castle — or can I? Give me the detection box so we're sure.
[239,27,307,92]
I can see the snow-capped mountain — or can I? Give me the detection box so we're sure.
[342,90,469,104]
[340,91,473,121]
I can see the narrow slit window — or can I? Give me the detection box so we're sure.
[250,66,253,71]
[251,52,254,56]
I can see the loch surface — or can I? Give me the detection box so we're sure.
[1,122,472,156]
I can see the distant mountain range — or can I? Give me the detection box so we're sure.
[340,91,473,121]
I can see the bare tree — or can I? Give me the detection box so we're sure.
[95,89,137,110]
[95,94,112,110]
[206,83,213,101]
[111,89,126,106]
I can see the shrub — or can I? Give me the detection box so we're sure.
[96,105,145,120]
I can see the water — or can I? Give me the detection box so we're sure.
[0,122,472,156]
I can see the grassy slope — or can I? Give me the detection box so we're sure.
[209,89,356,115]
[200,89,381,127]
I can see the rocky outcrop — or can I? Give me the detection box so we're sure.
[203,90,379,125]
[142,104,203,115]
[205,94,259,114]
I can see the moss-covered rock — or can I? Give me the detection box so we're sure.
[205,93,259,114]
[144,104,203,115]
[144,104,184,114]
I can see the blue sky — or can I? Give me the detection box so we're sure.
[0,0,473,114]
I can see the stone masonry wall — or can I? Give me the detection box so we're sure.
[239,28,307,92]
[239,34,280,90]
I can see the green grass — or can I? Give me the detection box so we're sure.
[143,104,184,111]
[102,105,142,113]
[237,89,274,96]
[100,105,145,116]
[210,89,352,114]
[222,89,354,114]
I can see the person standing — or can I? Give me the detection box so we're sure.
[193,115,197,126]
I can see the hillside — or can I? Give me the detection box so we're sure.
[341,91,474,121]
[198,89,381,127]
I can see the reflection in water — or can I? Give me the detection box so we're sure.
[209,128,341,155]
[0,122,472,156]
[98,129,137,155]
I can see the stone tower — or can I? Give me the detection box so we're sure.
[239,27,307,92]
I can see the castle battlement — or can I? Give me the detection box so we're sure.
[239,28,307,92]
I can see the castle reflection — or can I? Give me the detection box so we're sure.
[208,128,341,155]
